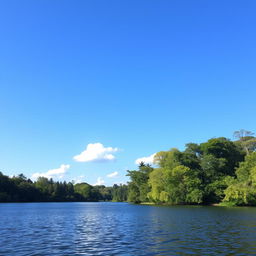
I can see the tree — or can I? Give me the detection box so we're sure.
[233,129,256,155]
[0,171,128,203]
[127,163,153,203]
[153,149,182,169]
[148,165,202,204]
[165,165,202,204]
[200,137,245,176]
[234,129,254,140]
[111,184,128,202]
[148,168,168,203]
[74,183,93,201]
[0,172,16,202]
[236,152,256,182]
[223,152,256,205]
[184,143,202,156]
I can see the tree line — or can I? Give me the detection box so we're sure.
[0,173,128,202]
[127,130,256,206]
[1,129,256,206]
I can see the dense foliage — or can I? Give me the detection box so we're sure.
[127,130,256,206]
[0,173,128,203]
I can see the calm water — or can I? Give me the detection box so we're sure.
[0,203,256,255]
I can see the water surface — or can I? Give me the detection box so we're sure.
[0,202,256,255]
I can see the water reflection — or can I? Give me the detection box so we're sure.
[0,203,256,255]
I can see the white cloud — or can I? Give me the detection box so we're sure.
[94,177,105,186]
[135,153,156,165]
[73,143,119,163]
[107,171,118,178]
[31,164,70,180]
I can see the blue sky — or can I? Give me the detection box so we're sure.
[0,0,256,185]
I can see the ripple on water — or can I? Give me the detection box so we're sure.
[0,203,256,255]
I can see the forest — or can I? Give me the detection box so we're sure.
[0,173,128,203]
[127,130,256,206]
[1,130,256,206]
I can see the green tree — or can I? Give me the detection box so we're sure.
[74,183,93,201]
[148,168,168,203]
[223,152,256,205]
[127,163,153,203]
[111,184,128,202]
[165,165,202,204]
[234,129,256,155]
[200,137,245,176]
[148,166,202,204]
[154,149,182,169]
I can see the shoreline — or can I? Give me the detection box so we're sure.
[140,202,245,207]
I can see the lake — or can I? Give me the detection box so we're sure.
[0,202,256,255]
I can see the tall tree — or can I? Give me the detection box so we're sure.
[234,129,256,155]
[127,163,153,203]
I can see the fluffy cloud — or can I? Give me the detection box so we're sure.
[73,143,119,163]
[135,153,156,165]
[94,177,105,186]
[107,171,118,178]
[31,164,70,180]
